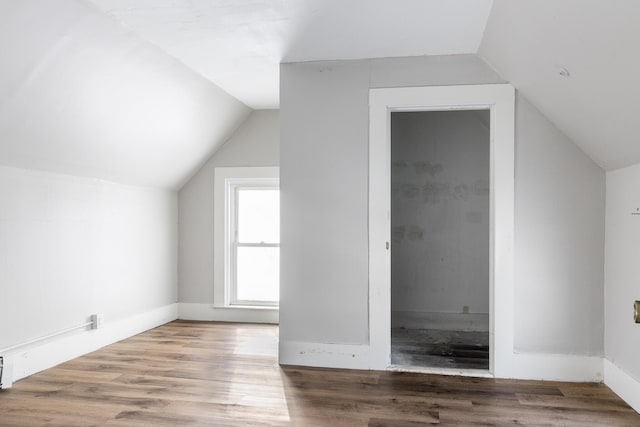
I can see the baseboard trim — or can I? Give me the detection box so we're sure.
[178,303,278,324]
[277,343,604,381]
[279,341,370,370]
[1,303,178,388]
[392,311,489,332]
[511,352,603,382]
[604,359,640,413]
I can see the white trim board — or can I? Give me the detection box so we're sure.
[389,365,493,378]
[279,340,606,384]
[0,304,178,388]
[279,341,370,370]
[368,84,515,378]
[178,303,278,324]
[511,353,603,382]
[392,311,489,332]
[604,359,640,413]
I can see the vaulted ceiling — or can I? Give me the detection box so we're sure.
[1,0,638,189]
[0,0,250,189]
[480,0,640,171]
[89,0,493,109]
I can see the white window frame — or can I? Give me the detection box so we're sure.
[228,179,280,307]
[214,167,280,310]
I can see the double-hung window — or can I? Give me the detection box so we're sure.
[214,167,279,309]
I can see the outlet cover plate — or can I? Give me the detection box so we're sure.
[91,313,105,329]
[0,355,14,389]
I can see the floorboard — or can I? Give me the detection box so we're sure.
[391,328,489,369]
[0,321,638,426]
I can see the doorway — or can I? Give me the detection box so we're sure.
[390,110,490,370]
[368,84,515,377]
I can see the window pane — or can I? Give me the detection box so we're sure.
[236,247,279,303]
[237,189,279,243]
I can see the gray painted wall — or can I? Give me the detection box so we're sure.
[178,110,280,303]
[514,97,605,355]
[605,163,640,380]
[391,111,490,320]
[0,166,177,350]
[280,55,503,346]
[279,54,605,356]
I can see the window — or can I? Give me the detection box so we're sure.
[214,167,280,309]
[229,181,280,306]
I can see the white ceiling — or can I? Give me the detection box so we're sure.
[0,0,250,189]
[88,0,494,109]
[480,0,640,170]
[3,0,639,191]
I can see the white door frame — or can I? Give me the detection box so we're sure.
[368,84,515,378]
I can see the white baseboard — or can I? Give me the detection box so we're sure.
[511,352,603,382]
[279,341,370,370]
[277,342,603,382]
[604,359,640,413]
[1,303,177,388]
[392,310,489,332]
[178,303,278,324]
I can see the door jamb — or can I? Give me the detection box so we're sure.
[368,84,515,378]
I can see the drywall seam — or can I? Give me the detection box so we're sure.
[178,303,278,324]
[1,304,178,387]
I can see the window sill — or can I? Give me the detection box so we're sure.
[222,305,279,311]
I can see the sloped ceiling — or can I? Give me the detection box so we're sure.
[0,0,250,189]
[3,0,636,189]
[88,0,494,109]
[480,0,640,171]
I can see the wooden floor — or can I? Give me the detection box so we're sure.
[391,328,489,370]
[1,321,638,426]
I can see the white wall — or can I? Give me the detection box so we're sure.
[514,97,605,356]
[178,110,280,304]
[0,166,177,351]
[391,111,490,323]
[605,163,640,379]
[279,54,605,365]
[280,55,503,347]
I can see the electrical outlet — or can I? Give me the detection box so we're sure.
[462,306,470,314]
[0,355,13,389]
[91,313,105,329]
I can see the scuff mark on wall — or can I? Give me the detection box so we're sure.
[413,161,444,177]
[454,184,469,200]
[401,183,420,198]
[393,160,409,171]
[406,225,424,241]
[422,181,451,203]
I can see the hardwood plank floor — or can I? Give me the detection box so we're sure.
[0,321,638,426]
[391,328,489,370]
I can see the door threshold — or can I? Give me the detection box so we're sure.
[388,364,493,378]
